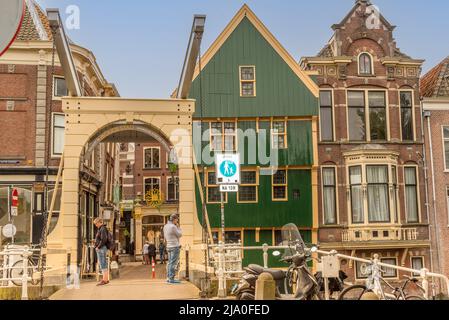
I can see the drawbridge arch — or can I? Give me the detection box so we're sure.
[47,97,202,271]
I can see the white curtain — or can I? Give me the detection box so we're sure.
[405,168,419,222]
[350,167,364,223]
[367,166,390,222]
[323,168,336,225]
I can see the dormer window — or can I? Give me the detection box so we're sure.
[358,53,373,75]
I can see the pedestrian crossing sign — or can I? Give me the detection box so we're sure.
[215,153,240,185]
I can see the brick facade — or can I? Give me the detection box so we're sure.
[301,0,431,282]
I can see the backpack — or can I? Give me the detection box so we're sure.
[104,227,115,251]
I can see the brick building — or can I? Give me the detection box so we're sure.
[301,0,431,282]
[421,56,449,277]
[117,141,179,259]
[0,0,119,261]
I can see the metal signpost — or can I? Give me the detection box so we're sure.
[215,153,240,299]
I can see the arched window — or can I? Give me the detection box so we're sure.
[359,53,373,75]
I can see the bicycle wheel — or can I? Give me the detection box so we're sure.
[10,259,37,287]
[405,295,425,300]
[338,285,369,300]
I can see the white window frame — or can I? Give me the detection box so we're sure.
[237,169,259,204]
[321,166,339,225]
[143,147,161,169]
[51,112,65,158]
[272,168,288,202]
[319,89,336,142]
[239,66,256,97]
[52,76,68,100]
[271,118,288,150]
[209,121,237,152]
[404,165,421,224]
[410,256,425,277]
[398,90,416,142]
[357,52,375,76]
[143,177,161,197]
[206,169,227,204]
[442,126,449,172]
[380,257,399,279]
[166,176,179,202]
[346,162,399,227]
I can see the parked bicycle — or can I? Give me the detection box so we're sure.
[1,244,41,287]
[232,223,323,300]
[338,255,426,300]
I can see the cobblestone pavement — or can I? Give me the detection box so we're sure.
[49,262,200,300]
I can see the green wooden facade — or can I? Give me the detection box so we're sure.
[188,6,318,266]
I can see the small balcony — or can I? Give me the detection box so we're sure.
[342,227,418,242]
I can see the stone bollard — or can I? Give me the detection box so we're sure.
[255,272,276,301]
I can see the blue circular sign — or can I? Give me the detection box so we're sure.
[220,160,237,178]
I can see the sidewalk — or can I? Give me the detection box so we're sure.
[49,262,200,300]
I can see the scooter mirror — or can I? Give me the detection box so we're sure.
[272,251,281,257]
[311,246,318,253]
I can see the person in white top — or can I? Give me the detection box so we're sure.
[163,214,182,284]
[142,242,150,265]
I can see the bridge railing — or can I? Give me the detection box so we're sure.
[199,243,449,299]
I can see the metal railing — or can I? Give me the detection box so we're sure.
[0,246,33,300]
[204,243,449,300]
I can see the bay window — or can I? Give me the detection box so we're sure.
[350,166,364,224]
[348,162,399,225]
[366,166,390,223]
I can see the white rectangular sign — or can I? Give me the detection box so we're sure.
[215,153,240,185]
[220,185,239,193]
[10,206,18,216]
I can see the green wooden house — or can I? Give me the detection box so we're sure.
[189,5,319,267]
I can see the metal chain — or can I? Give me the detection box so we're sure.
[196,33,210,298]
[38,26,57,299]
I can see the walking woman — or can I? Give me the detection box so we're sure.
[94,217,110,286]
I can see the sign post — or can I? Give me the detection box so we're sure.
[10,187,19,243]
[215,153,240,299]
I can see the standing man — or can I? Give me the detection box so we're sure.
[163,214,182,284]
[93,217,109,286]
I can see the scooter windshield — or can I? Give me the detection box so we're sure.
[281,223,306,256]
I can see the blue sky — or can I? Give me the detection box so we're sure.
[36,0,449,98]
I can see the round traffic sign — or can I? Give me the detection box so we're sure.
[0,0,25,57]
[220,160,237,178]
[2,224,17,238]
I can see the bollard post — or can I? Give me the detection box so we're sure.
[185,246,190,281]
[21,248,29,300]
[217,241,227,299]
[255,272,275,300]
[152,258,156,279]
[421,268,429,300]
[66,248,71,286]
[262,244,269,268]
